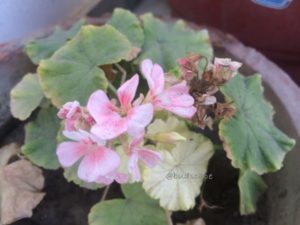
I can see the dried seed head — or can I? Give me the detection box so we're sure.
[178,54,240,129]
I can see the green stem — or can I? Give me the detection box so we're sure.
[100,185,110,202]
[115,63,127,85]
[107,81,117,96]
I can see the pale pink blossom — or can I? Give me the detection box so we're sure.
[127,134,162,181]
[57,101,94,131]
[56,130,120,183]
[87,75,153,140]
[57,101,81,131]
[213,57,242,78]
[58,101,80,119]
[141,59,196,119]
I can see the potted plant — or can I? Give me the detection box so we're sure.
[1,8,296,225]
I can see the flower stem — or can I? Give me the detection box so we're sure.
[100,185,110,202]
[107,81,117,96]
[115,63,127,85]
[164,210,173,225]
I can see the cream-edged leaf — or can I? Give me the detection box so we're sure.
[24,19,85,64]
[143,133,214,211]
[219,74,295,174]
[10,73,44,120]
[108,8,144,60]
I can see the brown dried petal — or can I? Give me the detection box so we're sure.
[0,144,45,224]
[215,103,236,120]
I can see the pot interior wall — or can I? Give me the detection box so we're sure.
[214,38,300,225]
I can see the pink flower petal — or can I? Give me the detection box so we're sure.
[162,105,197,119]
[87,90,118,124]
[114,172,129,184]
[138,149,162,168]
[159,86,194,108]
[130,134,144,149]
[117,75,139,110]
[141,59,154,87]
[164,81,189,97]
[56,142,86,167]
[63,130,89,141]
[96,176,114,185]
[128,153,141,182]
[150,81,196,118]
[154,81,193,109]
[96,171,128,185]
[57,101,80,119]
[170,94,194,107]
[66,101,80,119]
[64,118,77,131]
[63,130,106,145]
[141,59,164,95]
[78,146,120,182]
[127,103,153,137]
[91,116,128,140]
[150,64,165,95]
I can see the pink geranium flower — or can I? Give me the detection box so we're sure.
[57,101,81,131]
[213,57,242,80]
[127,134,162,181]
[57,101,94,131]
[56,130,120,183]
[87,75,153,140]
[214,58,242,72]
[141,59,196,118]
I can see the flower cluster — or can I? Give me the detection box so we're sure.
[56,59,196,185]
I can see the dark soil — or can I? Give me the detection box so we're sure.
[12,169,103,225]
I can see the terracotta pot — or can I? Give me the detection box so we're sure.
[168,0,300,84]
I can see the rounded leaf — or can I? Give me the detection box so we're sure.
[38,25,132,107]
[219,74,296,174]
[10,73,44,120]
[24,19,85,64]
[108,8,144,60]
[143,133,214,211]
[138,14,213,70]
[22,107,60,169]
[89,183,168,225]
